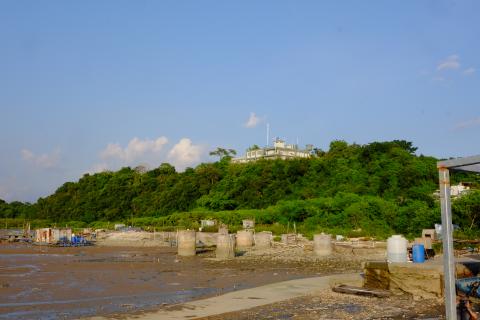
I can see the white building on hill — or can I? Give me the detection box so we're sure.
[232,138,312,163]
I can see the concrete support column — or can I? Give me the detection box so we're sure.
[216,234,236,259]
[177,230,196,257]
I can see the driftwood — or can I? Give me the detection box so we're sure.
[332,285,391,298]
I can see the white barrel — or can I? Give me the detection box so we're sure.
[254,231,272,249]
[236,230,254,248]
[177,230,196,256]
[387,235,408,263]
[216,234,236,259]
[314,234,332,257]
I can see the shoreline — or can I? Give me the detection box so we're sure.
[1,240,444,319]
[89,273,363,320]
[1,243,368,319]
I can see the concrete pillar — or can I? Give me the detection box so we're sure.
[216,234,236,259]
[177,230,196,257]
[313,234,332,257]
[236,230,253,249]
[254,231,272,249]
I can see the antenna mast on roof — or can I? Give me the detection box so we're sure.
[266,123,270,147]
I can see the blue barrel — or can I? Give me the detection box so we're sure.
[412,244,425,263]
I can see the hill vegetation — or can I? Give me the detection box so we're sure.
[1,140,479,238]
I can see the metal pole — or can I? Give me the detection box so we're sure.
[439,167,456,320]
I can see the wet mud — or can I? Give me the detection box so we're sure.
[0,244,339,319]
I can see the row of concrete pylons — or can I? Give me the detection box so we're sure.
[177,230,333,259]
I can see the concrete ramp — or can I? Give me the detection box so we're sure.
[91,273,362,320]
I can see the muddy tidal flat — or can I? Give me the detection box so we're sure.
[0,243,357,320]
[0,242,449,320]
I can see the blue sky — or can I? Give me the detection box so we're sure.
[1,1,479,202]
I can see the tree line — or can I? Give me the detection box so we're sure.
[1,140,479,237]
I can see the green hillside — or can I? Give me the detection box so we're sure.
[1,140,479,237]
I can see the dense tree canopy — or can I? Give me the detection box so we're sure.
[1,140,479,236]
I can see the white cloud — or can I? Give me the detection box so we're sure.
[244,112,261,128]
[437,55,460,71]
[21,148,60,169]
[92,136,205,173]
[168,138,205,169]
[100,144,123,160]
[20,149,34,160]
[463,67,476,75]
[100,136,168,163]
[455,117,480,130]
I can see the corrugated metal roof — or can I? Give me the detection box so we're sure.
[437,155,480,173]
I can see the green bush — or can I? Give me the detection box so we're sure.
[254,223,288,235]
